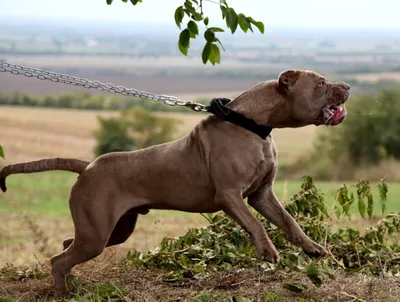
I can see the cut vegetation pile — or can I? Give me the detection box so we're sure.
[1,176,399,301]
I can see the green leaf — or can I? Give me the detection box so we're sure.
[264,291,278,302]
[192,12,203,21]
[130,0,142,4]
[202,42,212,64]
[204,17,209,26]
[179,29,190,48]
[254,21,265,34]
[184,0,194,10]
[283,282,307,293]
[378,180,388,215]
[209,43,221,65]
[194,295,214,302]
[358,197,366,218]
[187,20,199,36]
[305,262,332,287]
[178,42,188,56]
[334,203,341,219]
[174,6,185,29]
[106,0,113,4]
[178,29,190,56]
[184,0,201,20]
[220,5,228,18]
[238,14,252,33]
[214,37,225,51]
[0,145,4,159]
[226,8,239,34]
[209,27,224,32]
[367,194,374,219]
[247,17,265,34]
[204,29,216,42]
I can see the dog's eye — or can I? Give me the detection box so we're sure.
[318,81,325,87]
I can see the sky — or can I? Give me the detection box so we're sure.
[0,0,399,29]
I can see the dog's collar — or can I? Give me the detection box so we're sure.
[206,98,273,139]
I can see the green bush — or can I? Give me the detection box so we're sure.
[94,117,134,157]
[94,108,182,156]
[124,176,398,292]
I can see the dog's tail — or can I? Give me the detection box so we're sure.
[0,158,90,192]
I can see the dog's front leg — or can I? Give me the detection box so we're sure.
[248,186,326,258]
[216,190,279,263]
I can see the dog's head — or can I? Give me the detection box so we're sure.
[277,69,350,127]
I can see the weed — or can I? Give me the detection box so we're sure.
[124,176,399,294]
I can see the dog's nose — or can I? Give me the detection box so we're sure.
[339,82,351,90]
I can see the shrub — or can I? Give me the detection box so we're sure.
[94,117,134,157]
[124,176,398,292]
[94,108,182,156]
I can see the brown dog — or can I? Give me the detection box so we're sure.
[0,69,350,295]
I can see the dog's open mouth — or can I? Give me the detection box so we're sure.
[323,104,347,125]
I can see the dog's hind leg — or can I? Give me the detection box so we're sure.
[105,210,138,247]
[51,193,125,295]
[62,209,139,251]
[62,237,74,251]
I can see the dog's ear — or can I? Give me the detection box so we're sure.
[278,69,301,94]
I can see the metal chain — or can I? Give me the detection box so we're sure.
[0,60,209,112]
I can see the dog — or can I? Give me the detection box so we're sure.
[0,69,350,295]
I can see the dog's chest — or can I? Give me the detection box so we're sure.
[243,140,277,197]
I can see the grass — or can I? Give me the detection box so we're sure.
[0,172,399,301]
[0,171,399,266]
[2,172,399,216]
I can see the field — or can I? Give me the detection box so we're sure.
[1,170,399,301]
[1,107,400,301]
[354,71,400,82]
[1,170,399,264]
[1,22,400,301]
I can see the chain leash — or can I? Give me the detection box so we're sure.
[0,61,209,112]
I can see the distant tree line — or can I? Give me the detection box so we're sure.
[0,90,208,113]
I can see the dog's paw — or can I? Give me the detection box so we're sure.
[255,246,280,264]
[303,241,326,258]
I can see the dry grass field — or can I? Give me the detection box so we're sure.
[0,70,254,100]
[0,55,279,99]
[354,71,400,83]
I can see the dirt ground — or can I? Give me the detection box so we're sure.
[1,259,399,301]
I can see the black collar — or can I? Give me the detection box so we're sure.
[206,98,273,139]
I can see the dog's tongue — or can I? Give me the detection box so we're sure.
[332,107,346,122]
